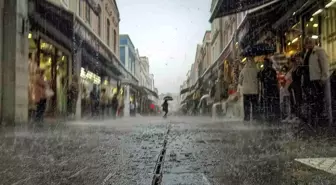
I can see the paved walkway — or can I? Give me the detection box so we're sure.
[295,157,336,175]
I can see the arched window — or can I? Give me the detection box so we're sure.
[106,19,110,46]
[113,29,117,52]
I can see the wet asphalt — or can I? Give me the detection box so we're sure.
[0,116,336,185]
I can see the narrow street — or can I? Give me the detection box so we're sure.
[1,117,336,185]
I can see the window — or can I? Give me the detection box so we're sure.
[106,19,110,46]
[98,15,101,36]
[113,30,117,52]
[78,0,81,16]
[85,2,90,24]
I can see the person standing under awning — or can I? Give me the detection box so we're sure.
[239,58,259,121]
[302,37,330,126]
[259,58,280,122]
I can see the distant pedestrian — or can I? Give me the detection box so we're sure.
[67,76,79,119]
[130,101,135,116]
[90,85,99,117]
[111,94,118,119]
[34,68,47,123]
[162,100,169,118]
[239,58,259,121]
[100,88,108,118]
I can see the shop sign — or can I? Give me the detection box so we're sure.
[80,67,101,84]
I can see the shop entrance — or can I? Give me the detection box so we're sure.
[29,35,70,117]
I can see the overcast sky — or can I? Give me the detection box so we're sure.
[116,0,211,94]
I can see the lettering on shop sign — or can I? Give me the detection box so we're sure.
[323,32,336,43]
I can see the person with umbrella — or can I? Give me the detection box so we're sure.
[162,96,173,118]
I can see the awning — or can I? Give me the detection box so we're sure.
[236,0,290,49]
[121,81,158,98]
[272,0,317,29]
[241,43,276,57]
[180,87,189,95]
[80,39,122,79]
[28,0,74,50]
[210,0,274,22]
[201,38,233,81]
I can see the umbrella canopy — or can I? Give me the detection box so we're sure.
[241,43,275,57]
[164,96,173,101]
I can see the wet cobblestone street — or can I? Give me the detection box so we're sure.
[1,116,336,185]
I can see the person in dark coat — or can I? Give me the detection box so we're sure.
[90,85,99,117]
[288,53,304,122]
[67,76,79,118]
[259,58,280,122]
[162,100,169,118]
[111,94,118,119]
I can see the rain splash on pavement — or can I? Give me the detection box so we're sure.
[0,116,336,185]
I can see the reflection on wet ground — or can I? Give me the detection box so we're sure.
[0,116,336,184]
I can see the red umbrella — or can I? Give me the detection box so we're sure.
[150,103,155,110]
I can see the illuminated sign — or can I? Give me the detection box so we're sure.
[80,67,101,84]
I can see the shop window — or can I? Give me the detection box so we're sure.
[113,29,117,53]
[106,19,110,46]
[85,2,91,24]
[304,15,320,45]
[98,14,101,36]
[284,21,302,57]
[78,0,81,16]
[321,6,336,66]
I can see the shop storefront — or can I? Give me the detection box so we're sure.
[28,0,74,118]
[28,34,72,116]
[321,1,336,69]
[276,0,336,69]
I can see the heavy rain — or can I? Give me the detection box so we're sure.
[0,0,336,185]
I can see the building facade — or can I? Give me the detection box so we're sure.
[0,0,30,124]
[119,34,136,76]
[49,0,120,57]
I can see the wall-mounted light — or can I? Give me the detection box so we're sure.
[312,35,319,39]
[292,38,298,43]
[313,24,318,27]
[288,42,291,46]
[310,17,314,22]
[28,33,32,39]
[242,58,247,62]
[325,0,336,8]
[293,12,296,16]
[312,9,323,16]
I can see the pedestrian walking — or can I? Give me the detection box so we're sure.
[302,37,330,126]
[239,58,259,121]
[100,88,108,119]
[130,101,135,116]
[259,58,280,122]
[111,94,118,119]
[34,68,48,123]
[67,76,79,119]
[90,85,99,117]
[162,100,169,118]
